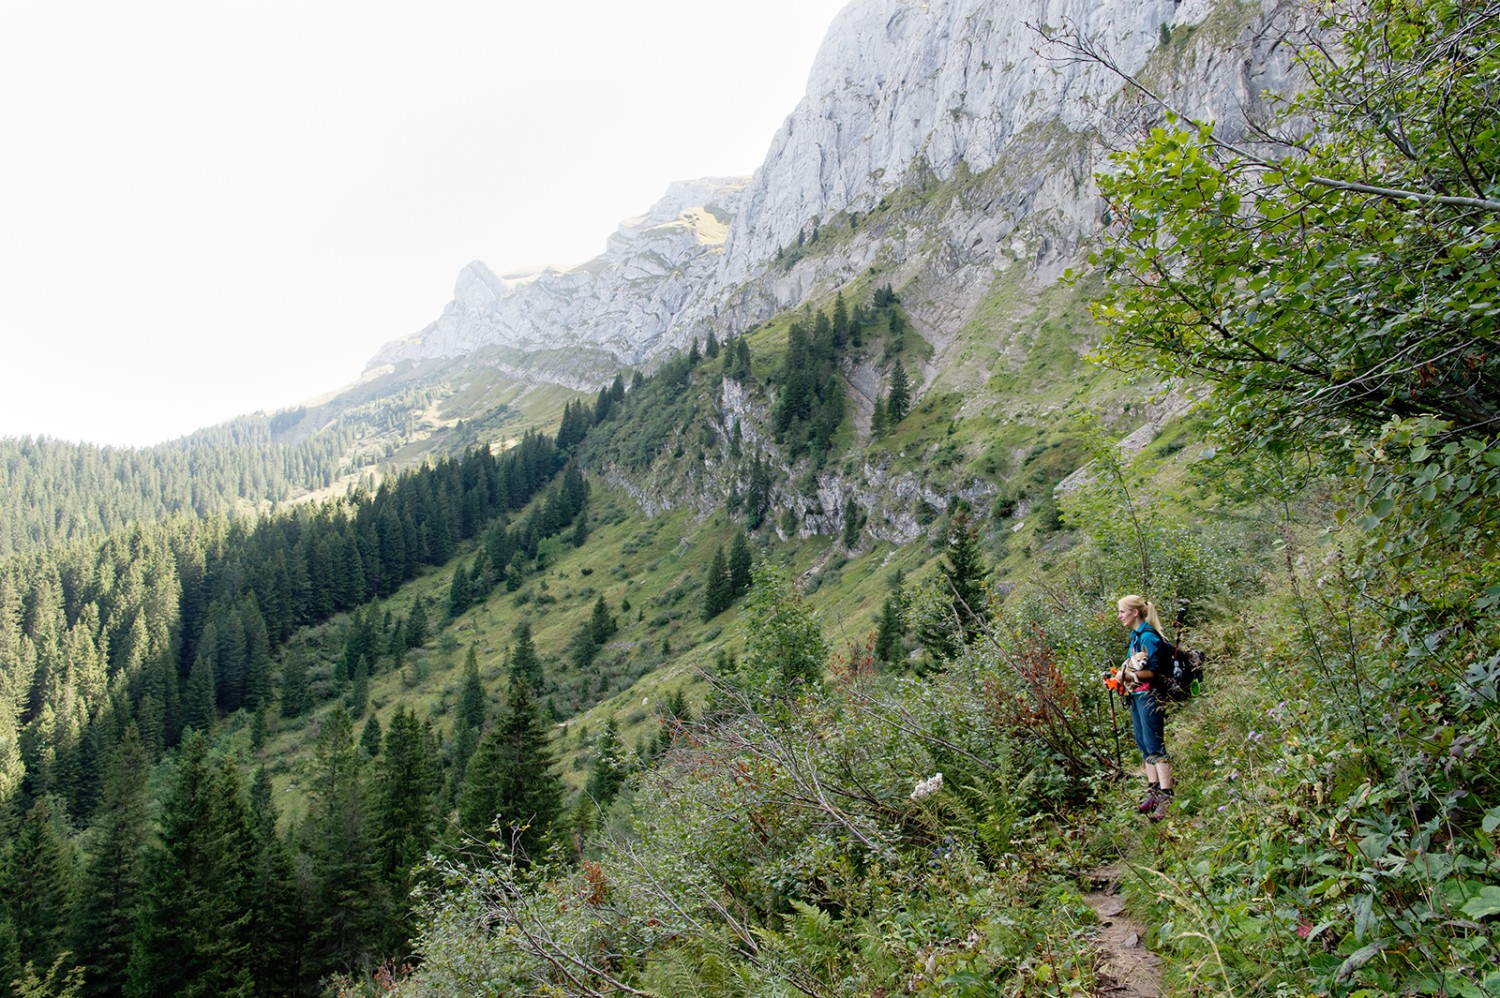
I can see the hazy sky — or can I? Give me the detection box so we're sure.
[1,0,850,447]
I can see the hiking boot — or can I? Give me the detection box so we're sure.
[1136,789,1162,814]
[1148,795,1173,822]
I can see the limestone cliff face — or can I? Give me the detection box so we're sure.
[368,178,748,372]
[369,0,1291,380]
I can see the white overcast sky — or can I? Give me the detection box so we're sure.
[0,0,850,448]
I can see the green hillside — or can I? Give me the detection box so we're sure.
[2,1,1497,994]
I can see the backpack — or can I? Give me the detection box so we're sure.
[1140,624,1205,701]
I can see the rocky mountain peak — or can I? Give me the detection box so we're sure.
[369,0,1286,380]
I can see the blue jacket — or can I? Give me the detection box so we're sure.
[1128,623,1165,691]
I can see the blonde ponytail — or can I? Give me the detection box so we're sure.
[1118,594,1164,634]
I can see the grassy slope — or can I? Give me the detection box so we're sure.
[235,253,1184,830]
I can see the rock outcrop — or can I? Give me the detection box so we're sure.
[369,0,1293,385]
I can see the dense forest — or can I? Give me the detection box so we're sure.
[2,0,1497,994]
[0,278,926,994]
[0,381,479,561]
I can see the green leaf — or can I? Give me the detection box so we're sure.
[1461,886,1500,920]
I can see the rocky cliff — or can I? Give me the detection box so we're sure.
[368,0,1292,383]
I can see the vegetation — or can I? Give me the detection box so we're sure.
[0,2,1495,994]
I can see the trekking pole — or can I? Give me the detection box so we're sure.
[1104,666,1124,774]
[1108,690,1123,774]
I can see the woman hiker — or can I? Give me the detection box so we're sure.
[1113,594,1174,821]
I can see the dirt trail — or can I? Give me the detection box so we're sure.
[1083,864,1161,997]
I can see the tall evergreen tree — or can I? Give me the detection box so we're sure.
[842,495,865,549]
[245,769,305,998]
[359,713,383,758]
[182,642,217,734]
[457,679,563,863]
[303,707,387,979]
[728,530,754,599]
[942,503,989,643]
[585,717,627,808]
[457,647,486,732]
[875,591,906,666]
[446,562,471,619]
[375,708,439,949]
[701,547,732,621]
[127,733,258,998]
[72,727,149,998]
[588,595,617,646]
[507,621,543,689]
[886,360,912,422]
[1,795,77,980]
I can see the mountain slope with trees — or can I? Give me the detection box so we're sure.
[0,0,1495,995]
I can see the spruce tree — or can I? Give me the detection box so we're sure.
[303,707,387,979]
[842,495,864,549]
[182,642,217,733]
[875,593,905,666]
[457,679,563,863]
[942,503,989,643]
[359,713,383,758]
[72,728,149,998]
[702,547,732,620]
[127,733,258,997]
[1,795,77,980]
[886,360,912,422]
[447,562,471,618]
[245,768,305,997]
[589,595,617,646]
[585,717,627,807]
[507,621,543,688]
[457,646,486,732]
[375,708,439,948]
[728,530,754,598]
[405,598,429,649]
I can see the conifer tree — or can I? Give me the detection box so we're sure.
[348,655,370,718]
[405,598,429,649]
[585,717,627,807]
[705,330,720,359]
[507,621,543,688]
[730,338,752,380]
[702,547,732,620]
[245,768,305,997]
[1,795,77,980]
[588,595,617,646]
[875,591,906,666]
[183,642,217,733]
[359,713,383,758]
[127,733,258,997]
[72,728,149,998]
[870,395,888,438]
[446,562,471,619]
[842,495,865,549]
[457,679,563,863]
[458,646,486,733]
[303,707,387,979]
[942,503,989,643]
[240,596,273,712]
[886,360,912,423]
[375,707,439,947]
[728,531,754,599]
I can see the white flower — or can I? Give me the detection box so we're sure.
[910,772,944,800]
